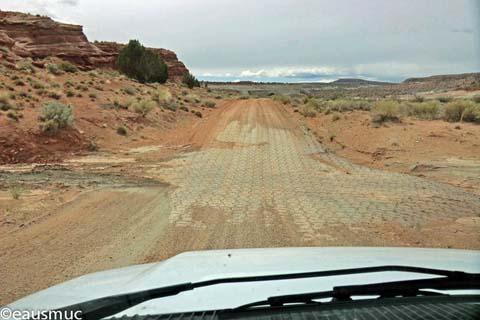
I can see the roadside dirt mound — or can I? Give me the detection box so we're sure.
[0,127,86,164]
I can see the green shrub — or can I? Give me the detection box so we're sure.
[273,95,291,105]
[412,95,425,102]
[151,87,172,104]
[473,94,480,104]
[332,113,341,121]
[6,110,20,121]
[89,92,98,99]
[164,100,178,112]
[39,101,74,135]
[371,100,401,124]
[17,61,35,73]
[406,101,440,120]
[0,92,12,111]
[46,63,63,75]
[179,106,189,112]
[462,104,480,123]
[203,100,216,108]
[437,96,453,103]
[117,40,168,83]
[9,184,23,200]
[181,73,200,89]
[132,100,156,117]
[64,80,75,87]
[123,86,136,95]
[58,61,78,73]
[299,103,317,117]
[47,91,62,100]
[325,99,372,112]
[14,79,25,86]
[66,89,75,97]
[194,111,202,118]
[87,140,98,152]
[31,81,45,89]
[112,98,134,110]
[443,100,474,122]
[117,126,128,135]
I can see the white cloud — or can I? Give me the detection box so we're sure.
[238,66,347,78]
[0,0,78,18]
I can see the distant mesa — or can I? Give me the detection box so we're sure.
[0,11,189,81]
[331,78,393,86]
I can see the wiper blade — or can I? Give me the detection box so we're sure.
[238,273,480,310]
[53,265,477,320]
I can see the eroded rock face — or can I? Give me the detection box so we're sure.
[0,11,189,81]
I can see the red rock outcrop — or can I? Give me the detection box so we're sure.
[0,11,189,81]
[95,42,189,81]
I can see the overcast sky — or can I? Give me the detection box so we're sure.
[1,0,479,82]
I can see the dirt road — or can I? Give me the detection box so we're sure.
[1,99,479,304]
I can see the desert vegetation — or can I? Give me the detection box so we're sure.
[117,40,168,84]
[182,72,201,89]
[39,101,75,135]
[290,96,480,126]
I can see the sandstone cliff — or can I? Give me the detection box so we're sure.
[0,11,189,81]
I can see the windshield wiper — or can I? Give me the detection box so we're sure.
[52,265,479,320]
[237,273,480,309]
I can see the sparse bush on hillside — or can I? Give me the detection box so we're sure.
[299,103,317,117]
[437,96,453,103]
[14,79,25,86]
[151,87,172,105]
[326,99,372,112]
[412,95,425,102]
[473,94,480,104]
[443,100,473,122]
[181,72,200,89]
[122,86,136,95]
[112,98,134,110]
[132,100,156,117]
[164,100,179,112]
[203,100,216,108]
[117,126,128,136]
[0,92,12,111]
[273,95,291,105]
[39,101,74,135]
[117,40,168,83]
[6,110,20,121]
[17,61,35,74]
[461,103,480,123]
[47,91,62,100]
[371,100,401,125]
[58,61,78,73]
[9,184,23,200]
[31,81,45,89]
[405,101,440,120]
[194,111,202,118]
[46,63,63,75]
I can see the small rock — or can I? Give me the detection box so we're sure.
[102,123,107,128]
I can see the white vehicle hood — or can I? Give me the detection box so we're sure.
[6,247,480,317]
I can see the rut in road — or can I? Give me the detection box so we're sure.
[146,99,480,258]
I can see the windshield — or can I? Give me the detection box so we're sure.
[0,0,479,318]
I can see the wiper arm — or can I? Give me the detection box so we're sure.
[53,265,477,320]
[239,273,480,309]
